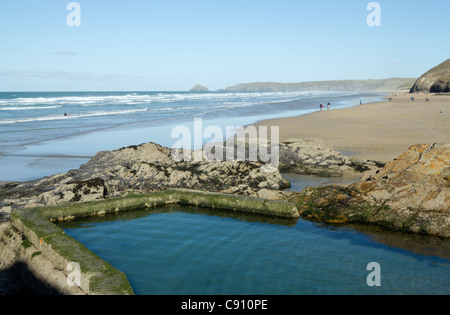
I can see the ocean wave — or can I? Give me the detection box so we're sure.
[0,108,148,124]
[268,99,295,104]
[0,105,62,111]
[0,95,153,106]
[0,91,332,107]
[0,91,357,124]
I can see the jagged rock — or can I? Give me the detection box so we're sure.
[294,144,450,237]
[349,144,450,212]
[209,137,383,177]
[278,138,383,177]
[37,178,107,206]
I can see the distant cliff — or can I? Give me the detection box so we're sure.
[410,59,450,93]
[221,78,415,92]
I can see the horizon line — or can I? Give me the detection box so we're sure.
[0,76,417,93]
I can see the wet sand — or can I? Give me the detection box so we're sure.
[255,93,450,163]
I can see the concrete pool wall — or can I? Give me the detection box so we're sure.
[7,189,299,295]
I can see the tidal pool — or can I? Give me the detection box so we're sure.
[58,205,450,295]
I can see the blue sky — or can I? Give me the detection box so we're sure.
[0,0,449,91]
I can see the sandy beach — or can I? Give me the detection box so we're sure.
[255,93,450,163]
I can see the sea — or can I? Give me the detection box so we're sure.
[0,90,384,181]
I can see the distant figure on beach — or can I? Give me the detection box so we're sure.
[360,99,362,105]
[327,102,330,110]
[320,103,324,111]
[64,113,67,116]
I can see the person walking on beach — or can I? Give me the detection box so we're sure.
[327,102,330,110]
[320,103,324,111]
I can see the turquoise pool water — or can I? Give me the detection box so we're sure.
[59,205,450,295]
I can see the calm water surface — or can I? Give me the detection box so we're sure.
[59,205,450,295]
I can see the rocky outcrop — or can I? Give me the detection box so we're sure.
[0,138,384,222]
[350,144,450,211]
[410,59,450,93]
[189,84,209,92]
[211,137,383,177]
[278,138,383,177]
[294,144,450,237]
[0,142,291,220]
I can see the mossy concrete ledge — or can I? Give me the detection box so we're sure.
[9,189,298,295]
